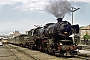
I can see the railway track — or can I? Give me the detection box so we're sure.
[4,44,39,60]
[74,55,90,60]
[3,44,90,60]
[4,45,21,60]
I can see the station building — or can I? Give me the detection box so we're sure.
[80,25,90,39]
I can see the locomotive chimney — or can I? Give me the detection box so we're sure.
[57,18,62,22]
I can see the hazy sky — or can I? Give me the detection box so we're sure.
[0,0,90,35]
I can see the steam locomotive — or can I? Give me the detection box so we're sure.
[9,18,81,56]
[27,18,81,56]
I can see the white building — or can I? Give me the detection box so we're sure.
[80,25,90,39]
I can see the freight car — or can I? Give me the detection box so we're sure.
[28,18,81,56]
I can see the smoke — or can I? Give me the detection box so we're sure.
[45,0,71,18]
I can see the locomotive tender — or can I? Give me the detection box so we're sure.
[9,18,81,56]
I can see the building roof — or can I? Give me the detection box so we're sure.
[81,25,90,30]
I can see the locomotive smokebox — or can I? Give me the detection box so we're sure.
[57,18,62,22]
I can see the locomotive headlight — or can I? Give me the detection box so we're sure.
[64,32,68,34]
[60,42,62,45]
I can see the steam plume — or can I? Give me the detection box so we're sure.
[45,0,71,18]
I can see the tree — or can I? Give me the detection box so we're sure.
[83,34,90,39]
[83,34,90,45]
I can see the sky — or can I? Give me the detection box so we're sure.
[0,0,90,35]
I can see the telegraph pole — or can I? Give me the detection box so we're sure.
[70,7,80,24]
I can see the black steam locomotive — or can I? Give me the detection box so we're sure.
[9,18,81,56]
[28,18,80,56]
